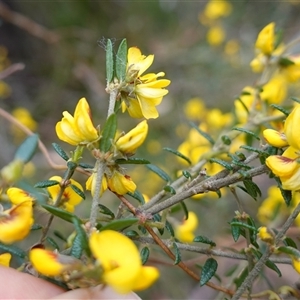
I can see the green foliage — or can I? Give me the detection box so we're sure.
[200,258,218,286]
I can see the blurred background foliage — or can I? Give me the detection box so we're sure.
[1,1,300,298]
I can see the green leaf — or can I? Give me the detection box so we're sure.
[270,104,289,116]
[163,147,191,165]
[209,158,232,170]
[34,180,59,189]
[147,164,171,182]
[173,242,181,265]
[230,219,241,242]
[265,259,282,277]
[200,258,218,286]
[163,185,176,194]
[283,237,298,249]
[99,218,138,231]
[100,113,117,152]
[127,190,145,204]
[140,247,150,265]
[115,39,127,82]
[274,177,292,206]
[31,223,43,231]
[279,57,295,66]
[53,230,67,242]
[221,135,231,145]
[115,158,150,165]
[0,242,27,258]
[189,121,215,145]
[193,236,216,247]
[52,143,69,161]
[277,246,300,258]
[229,221,257,232]
[70,184,85,200]
[70,233,83,259]
[232,127,260,140]
[46,237,60,250]
[180,201,189,220]
[14,134,39,163]
[124,230,139,238]
[41,203,82,224]
[291,96,300,105]
[240,145,265,154]
[72,217,91,256]
[182,170,192,179]
[165,220,175,237]
[236,97,249,114]
[98,204,115,219]
[242,179,262,201]
[78,162,94,169]
[106,39,114,83]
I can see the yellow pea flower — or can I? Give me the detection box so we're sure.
[258,226,275,244]
[47,176,84,212]
[56,98,99,146]
[89,230,159,294]
[122,47,170,119]
[107,171,136,195]
[86,172,108,197]
[281,55,300,82]
[292,257,300,274]
[0,253,11,267]
[263,129,288,148]
[29,248,79,276]
[0,201,33,244]
[203,0,232,20]
[116,120,148,154]
[206,25,226,47]
[284,105,300,150]
[175,211,199,243]
[260,74,287,104]
[255,22,275,55]
[7,187,36,205]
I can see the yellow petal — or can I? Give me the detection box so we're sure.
[263,129,288,148]
[7,187,35,205]
[255,22,275,55]
[86,173,108,196]
[284,105,300,150]
[127,47,154,77]
[132,266,160,291]
[108,172,136,195]
[0,253,11,267]
[122,98,144,119]
[266,155,298,177]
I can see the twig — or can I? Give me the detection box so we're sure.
[0,63,25,80]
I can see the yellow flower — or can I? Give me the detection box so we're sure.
[258,226,275,244]
[260,74,287,104]
[116,120,148,154]
[284,105,300,150]
[206,25,226,46]
[0,201,33,244]
[203,0,232,20]
[47,176,84,212]
[184,98,207,120]
[122,47,170,119]
[263,129,288,148]
[107,171,136,195]
[29,248,78,276]
[255,22,275,55]
[281,55,300,82]
[86,172,108,197]
[7,187,36,205]
[175,211,198,243]
[56,98,99,146]
[0,253,11,267]
[89,230,159,294]
[292,257,300,274]
[250,53,268,73]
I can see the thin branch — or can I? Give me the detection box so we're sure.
[0,63,25,80]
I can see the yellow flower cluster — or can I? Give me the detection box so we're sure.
[175,211,199,243]
[30,230,159,294]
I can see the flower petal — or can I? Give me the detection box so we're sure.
[266,155,297,177]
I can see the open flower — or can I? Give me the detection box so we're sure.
[116,120,148,155]
[86,172,108,197]
[47,176,84,212]
[122,47,170,119]
[89,230,159,294]
[56,98,99,146]
[0,201,33,244]
[175,211,199,243]
[255,22,275,55]
[7,187,36,205]
[107,171,136,195]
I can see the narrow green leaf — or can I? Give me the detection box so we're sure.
[180,201,189,220]
[115,39,127,82]
[283,237,298,249]
[52,143,69,161]
[53,230,67,242]
[72,216,91,256]
[106,39,114,83]
[173,242,181,265]
[34,180,59,189]
[240,145,265,154]
[291,96,300,104]
[193,236,216,247]
[236,97,249,114]
[0,242,27,258]
[189,121,215,145]
[277,246,300,258]
[14,134,39,163]
[98,204,115,219]
[232,127,260,140]
[230,219,241,242]
[147,164,171,182]
[270,104,289,116]
[182,170,192,179]
[242,179,261,201]
[41,203,82,224]
[127,190,145,204]
[78,162,94,169]
[138,225,147,235]
[163,147,191,165]
[209,158,232,170]
[70,184,85,200]
[99,218,138,231]
[229,221,257,232]
[115,158,150,165]
[70,234,83,259]
[200,258,218,286]
[221,135,231,145]
[279,57,295,66]
[46,237,60,250]
[274,177,292,206]
[124,230,139,238]
[31,224,43,231]
[163,185,176,194]
[165,220,175,237]
[265,259,282,277]
[140,247,150,265]
[100,113,117,152]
